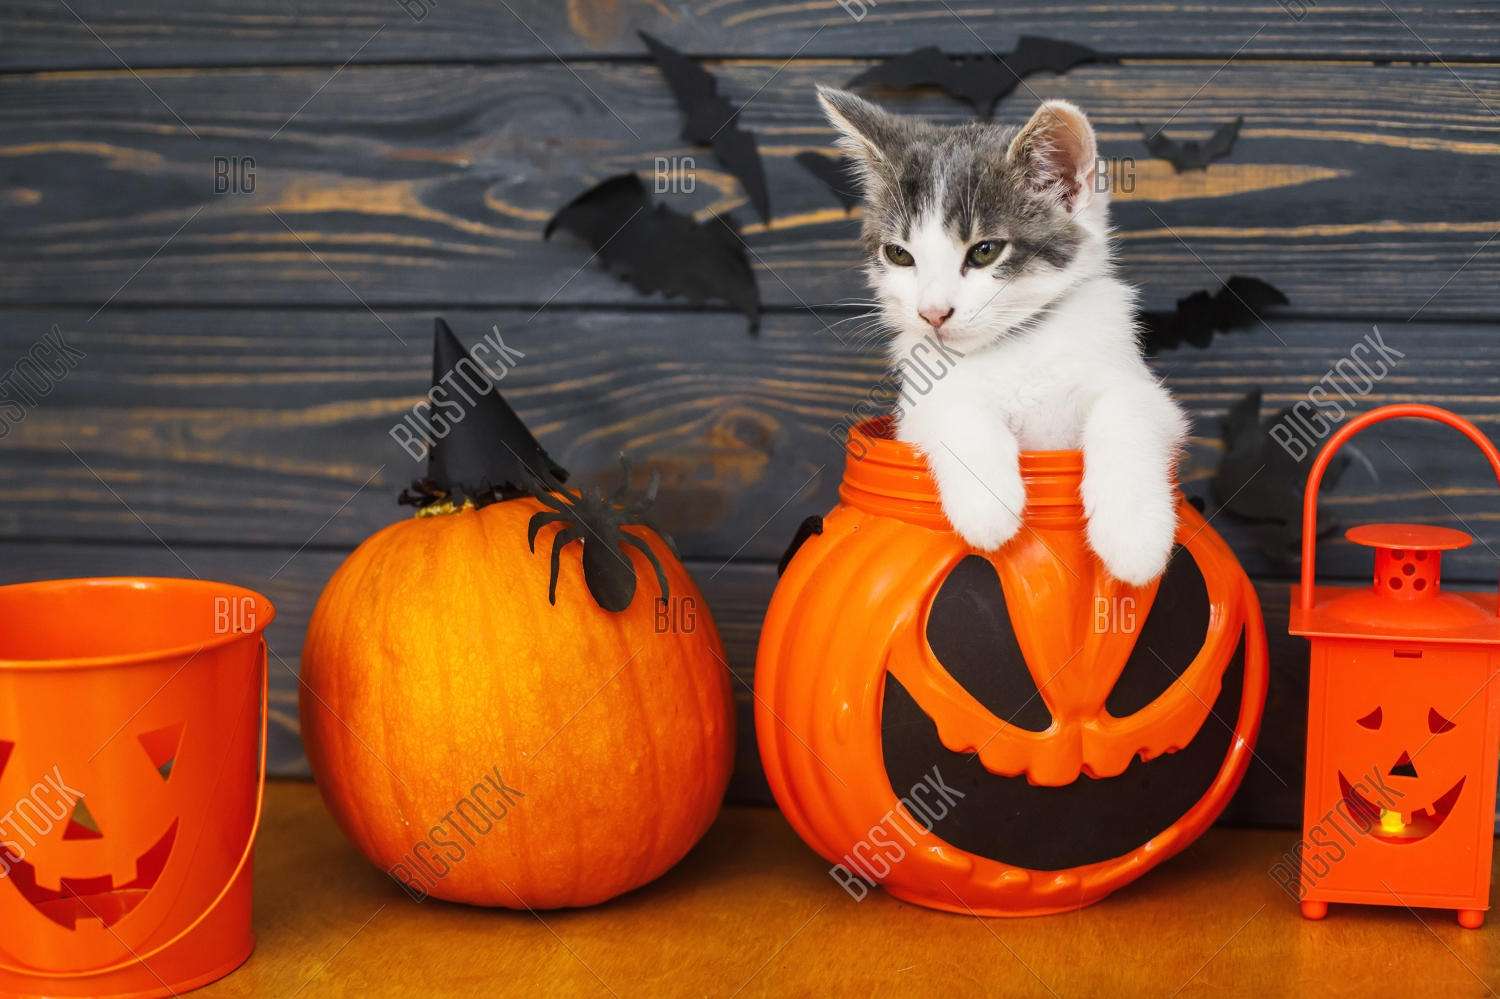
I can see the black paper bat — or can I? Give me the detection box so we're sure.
[795,152,862,211]
[1138,276,1288,355]
[545,173,761,332]
[639,31,771,224]
[398,318,569,509]
[777,515,825,576]
[1211,387,1349,565]
[845,37,1112,118]
[1140,117,1243,172]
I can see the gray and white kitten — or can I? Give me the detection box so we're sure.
[819,87,1187,584]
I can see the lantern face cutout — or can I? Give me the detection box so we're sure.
[757,419,1269,915]
[2,721,185,933]
[1291,405,1500,929]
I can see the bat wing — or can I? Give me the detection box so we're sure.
[852,39,1108,117]
[849,47,1020,115]
[1137,277,1288,352]
[795,152,862,210]
[1138,122,1181,163]
[982,36,1110,116]
[1006,35,1108,76]
[711,126,772,226]
[1139,125,1207,172]
[1141,117,1243,171]
[846,47,958,93]
[1201,116,1244,165]
[545,173,761,331]
[1222,274,1288,313]
[640,32,771,223]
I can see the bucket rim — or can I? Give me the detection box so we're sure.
[0,576,276,671]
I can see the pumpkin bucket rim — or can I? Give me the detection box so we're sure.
[0,576,276,671]
[843,418,1088,528]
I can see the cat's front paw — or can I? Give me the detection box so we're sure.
[937,466,1025,552]
[1085,486,1178,585]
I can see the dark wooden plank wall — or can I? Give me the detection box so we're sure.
[2,1,1497,823]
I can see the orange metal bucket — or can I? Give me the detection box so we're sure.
[0,577,272,999]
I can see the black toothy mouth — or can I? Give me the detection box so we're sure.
[1339,771,1464,844]
[2,821,178,929]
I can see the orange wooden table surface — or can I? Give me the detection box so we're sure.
[204,781,1498,997]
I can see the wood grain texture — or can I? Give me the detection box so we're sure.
[6,0,1500,68]
[3,60,1500,315]
[3,309,1497,581]
[206,787,1500,998]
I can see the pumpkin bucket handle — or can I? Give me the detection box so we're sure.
[1299,403,1500,615]
[0,638,269,980]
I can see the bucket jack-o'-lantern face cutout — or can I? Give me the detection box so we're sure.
[0,642,260,968]
[882,546,1248,871]
[1336,704,1466,844]
[0,723,183,931]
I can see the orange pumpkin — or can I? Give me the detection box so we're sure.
[757,418,1268,915]
[300,496,735,909]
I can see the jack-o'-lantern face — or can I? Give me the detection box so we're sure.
[1335,704,1466,844]
[0,723,182,930]
[882,543,1249,871]
[0,644,259,966]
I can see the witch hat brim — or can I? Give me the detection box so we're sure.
[421,317,567,503]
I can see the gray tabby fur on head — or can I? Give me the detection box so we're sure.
[816,86,1113,354]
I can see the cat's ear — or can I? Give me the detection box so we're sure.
[1008,100,1099,213]
[817,86,904,170]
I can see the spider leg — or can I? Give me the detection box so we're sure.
[619,531,671,603]
[608,453,633,503]
[527,510,570,551]
[635,518,680,558]
[546,527,582,605]
[619,469,662,520]
[527,486,573,514]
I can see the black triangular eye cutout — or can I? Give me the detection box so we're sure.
[138,723,183,780]
[926,556,1051,732]
[0,740,11,778]
[1356,707,1383,730]
[1429,708,1456,734]
[1105,548,1209,717]
[62,799,103,840]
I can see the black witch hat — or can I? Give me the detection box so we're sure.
[400,318,568,509]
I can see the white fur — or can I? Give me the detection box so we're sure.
[860,102,1188,585]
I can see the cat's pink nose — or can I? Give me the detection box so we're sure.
[919,306,954,330]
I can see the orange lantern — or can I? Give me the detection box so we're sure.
[757,418,1268,915]
[1292,404,1500,929]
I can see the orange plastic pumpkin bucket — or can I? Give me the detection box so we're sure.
[757,417,1268,915]
[0,577,272,999]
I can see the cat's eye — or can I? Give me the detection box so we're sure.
[883,244,914,267]
[965,240,1005,268]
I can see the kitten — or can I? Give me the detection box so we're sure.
[819,87,1187,585]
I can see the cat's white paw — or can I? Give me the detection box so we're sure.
[937,465,1026,552]
[1085,486,1178,585]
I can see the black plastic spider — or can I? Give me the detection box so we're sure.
[526,456,677,613]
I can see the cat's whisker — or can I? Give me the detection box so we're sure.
[825,310,882,328]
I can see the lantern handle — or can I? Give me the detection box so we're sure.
[1300,404,1500,614]
[0,638,269,980]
